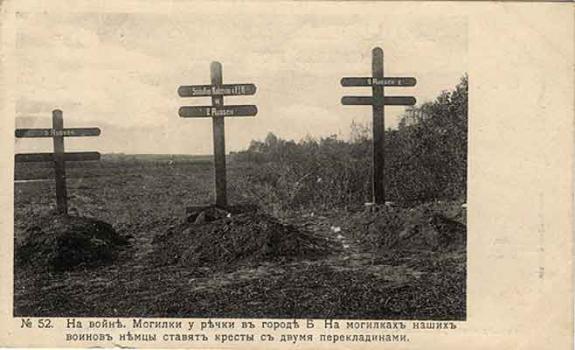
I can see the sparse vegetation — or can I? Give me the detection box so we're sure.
[231,75,468,212]
[14,76,467,320]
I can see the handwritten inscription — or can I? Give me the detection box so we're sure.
[15,128,101,138]
[178,84,256,97]
[371,78,413,86]
[340,77,416,87]
[179,105,257,118]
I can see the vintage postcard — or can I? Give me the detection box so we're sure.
[0,0,572,349]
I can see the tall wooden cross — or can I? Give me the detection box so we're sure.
[341,47,417,205]
[178,61,257,208]
[15,109,101,215]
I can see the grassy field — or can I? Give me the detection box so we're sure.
[13,155,466,320]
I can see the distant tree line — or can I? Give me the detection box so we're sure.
[230,75,467,210]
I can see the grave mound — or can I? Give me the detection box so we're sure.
[153,208,332,269]
[15,214,128,271]
[346,204,466,252]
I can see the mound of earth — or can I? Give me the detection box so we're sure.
[15,214,128,271]
[153,210,333,269]
[344,204,466,252]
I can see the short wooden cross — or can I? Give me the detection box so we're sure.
[178,62,258,208]
[15,109,101,215]
[341,47,417,205]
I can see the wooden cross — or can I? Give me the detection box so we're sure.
[178,61,257,208]
[15,109,101,215]
[341,47,417,205]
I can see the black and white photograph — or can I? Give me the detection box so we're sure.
[2,1,574,349]
[9,5,469,321]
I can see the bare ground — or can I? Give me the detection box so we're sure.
[13,162,465,320]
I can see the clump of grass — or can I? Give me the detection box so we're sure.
[230,76,468,215]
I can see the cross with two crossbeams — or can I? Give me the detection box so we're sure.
[15,110,101,215]
[178,62,258,208]
[341,47,417,205]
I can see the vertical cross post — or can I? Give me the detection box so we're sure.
[178,63,257,209]
[341,47,416,206]
[371,47,385,205]
[210,61,227,207]
[52,109,68,215]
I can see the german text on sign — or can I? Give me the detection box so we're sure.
[178,61,258,208]
[15,128,101,138]
[178,84,257,97]
[14,109,102,215]
[179,105,258,118]
[340,77,417,87]
[339,47,418,205]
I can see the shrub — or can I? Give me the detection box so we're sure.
[230,75,468,212]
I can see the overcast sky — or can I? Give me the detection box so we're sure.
[13,3,467,154]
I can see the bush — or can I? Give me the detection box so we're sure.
[231,75,468,212]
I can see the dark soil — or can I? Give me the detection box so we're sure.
[338,204,466,252]
[153,211,335,270]
[13,161,466,320]
[15,214,128,271]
